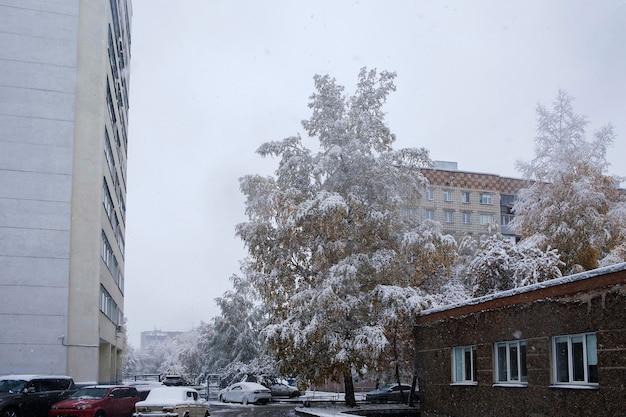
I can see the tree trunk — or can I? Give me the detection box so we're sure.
[408,373,418,408]
[343,374,356,407]
[392,333,407,405]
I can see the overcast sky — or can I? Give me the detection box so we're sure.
[124,0,626,347]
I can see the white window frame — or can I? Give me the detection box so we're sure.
[426,187,435,200]
[552,333,599,387]
[443,189,453,202]
[480,193,493,205]
[444,210,454,223]
[479,213,494,225]
[452,345,477,385]
[461,191,471,203]
[494,340,528,385]
[425,209,435,221]
[462,212,471,224]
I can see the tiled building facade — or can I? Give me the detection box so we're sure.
[406,163,528,240]
[0,0,132,382]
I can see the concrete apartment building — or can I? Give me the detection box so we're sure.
[0,0,132,383]
[408,162,527,241]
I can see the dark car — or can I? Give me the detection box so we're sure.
[268,383,301,398]
[161,375,185,386]
[365,383,416,403]
[49,385,140,417]
[0,374,76,417]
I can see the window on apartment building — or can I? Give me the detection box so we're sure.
[553,333,598,385]
[462,212,471,224]
[501,214,514,226]
[480,192,493,204]
[479,213,494,225]
[495,340,528,384]
[443,189,453,201]
[444,210,454,223]
[426,187,435,200]
[425,209,435,220]
[401,207,418,217]
[452,345,477,384]
[461,191,471,203]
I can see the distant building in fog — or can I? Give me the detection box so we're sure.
[140,330,184,350]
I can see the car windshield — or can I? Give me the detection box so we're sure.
[378,384,394,391]
[70,387,110,399]
[0,379,26,393]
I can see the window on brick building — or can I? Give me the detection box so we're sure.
[461,191,471,203]
[426,187,435,200]
[425,209,435,220]
[444,210,454,223]
[452,345,477,384]
[462,212,471,224]
[495,340,528,384]
[553,333,598,385]
[480,192,492,204]
[443,189,453,201]
[479,213,494,225]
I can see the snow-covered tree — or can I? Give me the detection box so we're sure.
[512,90,626,273]
[193,268,272,384]
[467,234,563,297]
[237,68,452,406]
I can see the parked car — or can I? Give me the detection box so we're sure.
[126,382,163,400]
[268,383,301,398]
[50,385,140,417]
[0,374,76,417]
[218,382,271,405]
[365,383,416,403]
[133,387,209,417]
[161,376,185,387]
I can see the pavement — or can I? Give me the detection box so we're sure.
[292,392,419,416]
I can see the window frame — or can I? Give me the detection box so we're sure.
[494,340,528,386]
[444,209,454,223]
[462,211,471,224]
[552,333,599,387]
[479,213,494,225]
[461,191,471,203]
[425,209,435,221]
[426,187,435,200]
[443,189,453,202]
[480,192,493,205]
[452,345,478,385]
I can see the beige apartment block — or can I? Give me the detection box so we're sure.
[0,0,132,383]
[406,163,527,241]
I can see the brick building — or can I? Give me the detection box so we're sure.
[414,262,626,417]
[406,162,528,241]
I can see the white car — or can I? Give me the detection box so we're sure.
[134,387,210,417]
[218,382,271,405]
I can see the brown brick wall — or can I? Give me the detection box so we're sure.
[414,267,626,417]
[420,168,528,195]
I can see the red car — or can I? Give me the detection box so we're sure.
[50,385,140,417]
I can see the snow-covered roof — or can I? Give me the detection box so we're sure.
[420,262,626,318]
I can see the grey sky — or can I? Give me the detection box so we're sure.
[124,0,626,347]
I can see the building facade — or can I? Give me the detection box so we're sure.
[405,162,527,241]
[414,263,626,417]
[140,330,184,351]
[0,0,132,383]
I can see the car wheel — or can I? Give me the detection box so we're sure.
[2,408,20,417]
[204,411,210,417]
[242,397,248,405]
[219,395,226,403]
[95,411,106,417]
